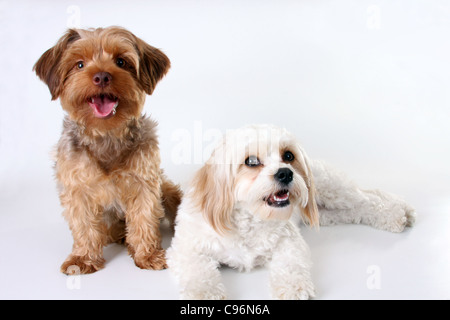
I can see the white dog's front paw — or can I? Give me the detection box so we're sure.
[271,279,315,300]
[181,285,227,300]
[276,288,313,300]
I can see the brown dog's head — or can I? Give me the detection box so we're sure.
[33,27,170,132]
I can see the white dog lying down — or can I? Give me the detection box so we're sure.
[167,125,415,300]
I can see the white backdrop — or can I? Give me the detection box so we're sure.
[0,0,449,299]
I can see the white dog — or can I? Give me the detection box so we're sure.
[167,125,415,300]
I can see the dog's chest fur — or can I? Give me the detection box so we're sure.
[58,116,159,175]
[216,205,295,271]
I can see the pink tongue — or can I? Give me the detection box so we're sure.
[89,96,116,118]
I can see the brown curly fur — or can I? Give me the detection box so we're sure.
[34,27,182,274]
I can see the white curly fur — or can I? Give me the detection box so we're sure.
[312,160,416,232]
[167,125,415,300]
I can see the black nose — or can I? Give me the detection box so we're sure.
[274,168,293,185]
[93,72,112,88]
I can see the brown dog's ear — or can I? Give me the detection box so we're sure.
[135,38,171,95]
[33,29,80,100]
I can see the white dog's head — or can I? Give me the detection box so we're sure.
[190,125,319,234]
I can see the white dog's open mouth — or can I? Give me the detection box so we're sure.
[264,190,290,208]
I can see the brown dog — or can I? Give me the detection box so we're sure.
[34,27,181,274]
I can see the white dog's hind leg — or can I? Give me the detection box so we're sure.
[311,160,415,232]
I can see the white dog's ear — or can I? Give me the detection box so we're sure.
[191,162,235,235]
[295,151,320,228]
[302,172,320,228]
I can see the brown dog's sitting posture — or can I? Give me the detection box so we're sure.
[34,27,182,274]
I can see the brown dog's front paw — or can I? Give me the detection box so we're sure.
[133,249,168,270]
[61,255,105,275]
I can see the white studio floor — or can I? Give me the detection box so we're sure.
[1,187,449,300]
[1,0,449,300]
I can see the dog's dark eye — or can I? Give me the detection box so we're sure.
[116,58,126,68]
[76,61,84,69]
[283,151,295,162]
[245,156,261,167]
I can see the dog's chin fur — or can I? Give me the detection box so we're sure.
[34,27,182,274]
[235,176,301,222]
[234,160,311,221]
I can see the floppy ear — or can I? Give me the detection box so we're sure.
[135,37,171,95]
[302,170,320,228]
[191,162,235,235]
[33,29,80,100]
[296,150,320,228]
